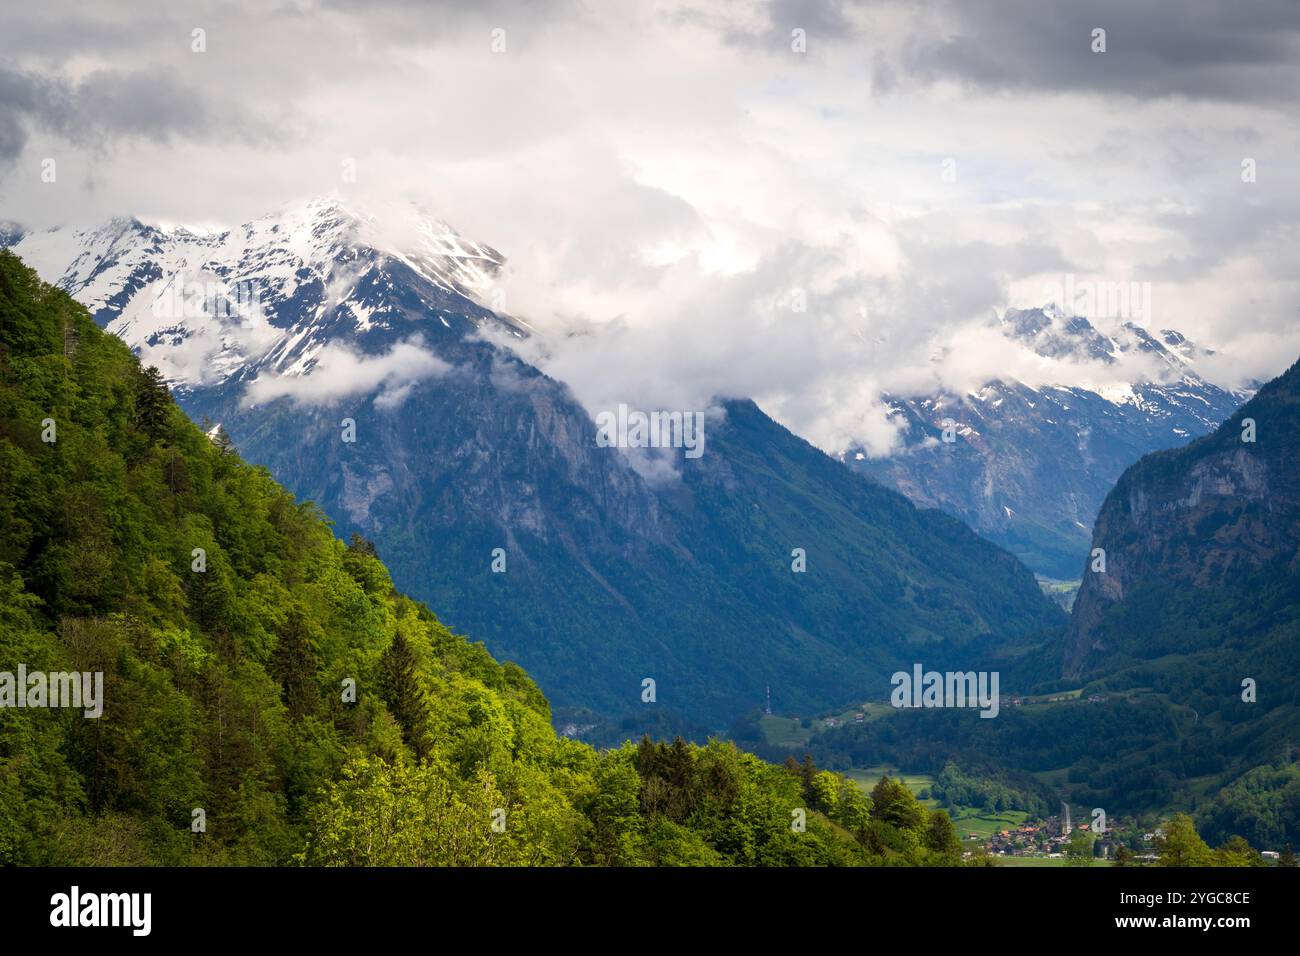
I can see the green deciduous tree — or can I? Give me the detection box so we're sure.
[1155,814,1214,867]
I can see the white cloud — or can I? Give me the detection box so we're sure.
[244,336,450,408]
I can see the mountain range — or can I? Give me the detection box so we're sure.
[3,199,1064,730]
[4,197,1293,848]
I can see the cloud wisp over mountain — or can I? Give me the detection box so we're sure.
[245,335,452,409]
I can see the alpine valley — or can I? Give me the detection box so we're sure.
[801,356,1300,851]
[2,196,1292,859]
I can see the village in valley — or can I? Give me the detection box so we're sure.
[754,691,1292,867]
[978,806,1156,863]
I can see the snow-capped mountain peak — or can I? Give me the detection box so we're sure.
[852,305,1252,578]
[4,196,514,388]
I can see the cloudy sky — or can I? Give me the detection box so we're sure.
[3,0,1299,453]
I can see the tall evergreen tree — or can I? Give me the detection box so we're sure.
[799,753,818,807]
[380,632,430,760]
[133,364,171,442]
[924,809,962,859]
[212,425,236,457]
[869,776,925,830]
[271,607,319,719]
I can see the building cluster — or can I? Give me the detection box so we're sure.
[977,813,1155,862]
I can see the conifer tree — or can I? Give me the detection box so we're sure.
[272,608,319,719]
[380,632,430,760]
[799,753,818,807]
[212,425,236,456]
[924,809,962,858]
[348,533,379,558]
[133,364,171,442]
[870,776,925,830]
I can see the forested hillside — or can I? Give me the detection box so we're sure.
[0,249,966,866]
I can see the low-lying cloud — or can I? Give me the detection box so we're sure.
[245,336,450,409]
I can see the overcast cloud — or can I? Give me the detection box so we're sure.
[2,0,1298,454]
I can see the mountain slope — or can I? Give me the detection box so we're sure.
[850,307,1248,579]
[1045,353,1300,830]
[4,247,963,867]
[1066,355,1300,679]
[0,246,578,864]
[6,202,1065,729]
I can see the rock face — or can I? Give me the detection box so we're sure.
[850,307,1249,580]
[6,199,1065,727]
[1064,356,1300,678]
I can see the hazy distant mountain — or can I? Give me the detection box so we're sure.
[848,307,1251,580]
[5,198,1064,728]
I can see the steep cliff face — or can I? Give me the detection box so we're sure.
[1065,356,1300,678]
